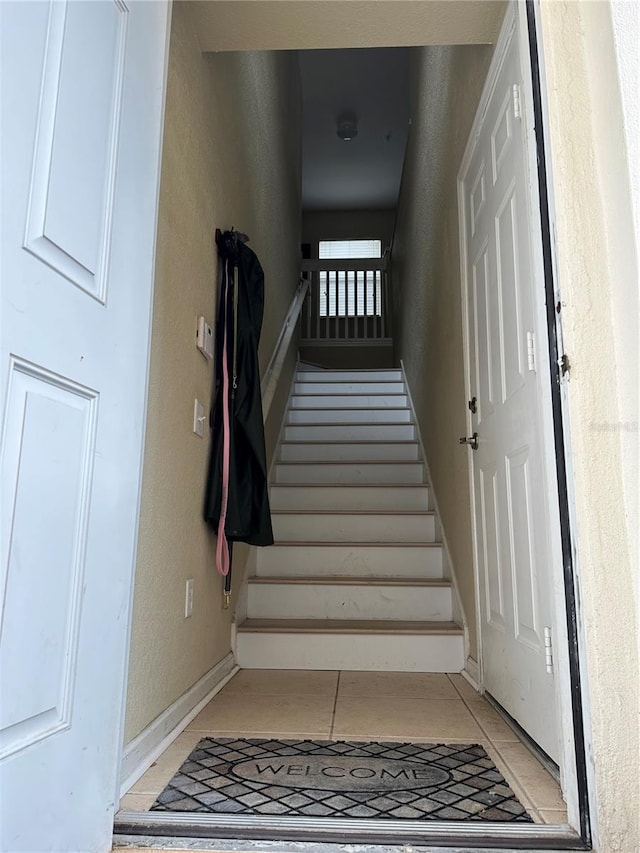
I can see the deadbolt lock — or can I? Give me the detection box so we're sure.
[468,396,477,414]
[459,432,479,451]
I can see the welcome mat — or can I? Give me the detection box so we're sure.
[151,738,532,822]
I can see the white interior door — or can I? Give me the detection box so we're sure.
[459,7,559,762]
[0,2,169,851]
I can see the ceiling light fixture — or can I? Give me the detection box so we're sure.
[336,114,358,141]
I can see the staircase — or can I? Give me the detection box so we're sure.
[235,366,465,672]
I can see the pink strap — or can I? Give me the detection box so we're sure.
[216,260,231,576]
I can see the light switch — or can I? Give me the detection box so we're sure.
[196,316,214,360]
[193,399,205,437]
[185,579,194,618]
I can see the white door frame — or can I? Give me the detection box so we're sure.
[458,1,590,841]
[110,1,174,821]
[521,1,594,843]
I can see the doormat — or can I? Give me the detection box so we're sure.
[151,738,532,822]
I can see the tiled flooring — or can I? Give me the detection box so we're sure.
[120,669,567,825]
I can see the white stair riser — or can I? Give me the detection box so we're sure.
[269,485,430,512]
[236,632,464,672]
[272,513,436,543]
[247,583,453,621]
[288,408,412,424]
[279,442,420,463]
[256,544,444,578]
[252,366,463,676]
[297,370,403,382]
[294,382,405,395]
[274,462,425,484]
[290,394,408,409]
[283,424,416,442]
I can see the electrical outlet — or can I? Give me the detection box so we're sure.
[185,578,194,618]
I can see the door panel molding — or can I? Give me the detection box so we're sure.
[0,357,98,760]
[24,0,128,302]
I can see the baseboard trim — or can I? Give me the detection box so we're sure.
[463,655,481,692]
[120,652,238,796]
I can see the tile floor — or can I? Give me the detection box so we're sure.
[120,669,567,825]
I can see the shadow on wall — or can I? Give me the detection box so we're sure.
[299,343,394,370]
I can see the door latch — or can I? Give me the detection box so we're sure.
[459,432,479,450]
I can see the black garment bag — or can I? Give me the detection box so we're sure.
[204,230,273,558]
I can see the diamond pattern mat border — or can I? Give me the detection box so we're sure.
[151,738,533,822]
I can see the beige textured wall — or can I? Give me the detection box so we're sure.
[302,209,396,253]
[124,5,301,744]
[539,2,639,849]
[190,1,506,52]
[392,45,492,662]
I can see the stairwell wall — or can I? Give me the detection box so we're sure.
[391,45,493,662]
[302,209,396,251]
[124,3,302,745]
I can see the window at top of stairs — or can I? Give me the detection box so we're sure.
[319,239,382,259]
[318,240,382,318]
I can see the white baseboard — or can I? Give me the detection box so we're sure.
[463,655,481,693]
[120,652,238,796]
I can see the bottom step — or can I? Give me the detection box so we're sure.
[235,619,464,672]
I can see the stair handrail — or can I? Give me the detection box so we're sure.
[261,276,310,420]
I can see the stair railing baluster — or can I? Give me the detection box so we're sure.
[374,268,378,339]
[381,269,386,339]
[299,257,390,345]
[355,270,360,341]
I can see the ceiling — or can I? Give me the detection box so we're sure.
[300,48,410,211]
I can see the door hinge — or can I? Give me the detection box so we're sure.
[527,331,536,372]
[512,83,522,119]
[559,353,571,378]
[544,626,553,674]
